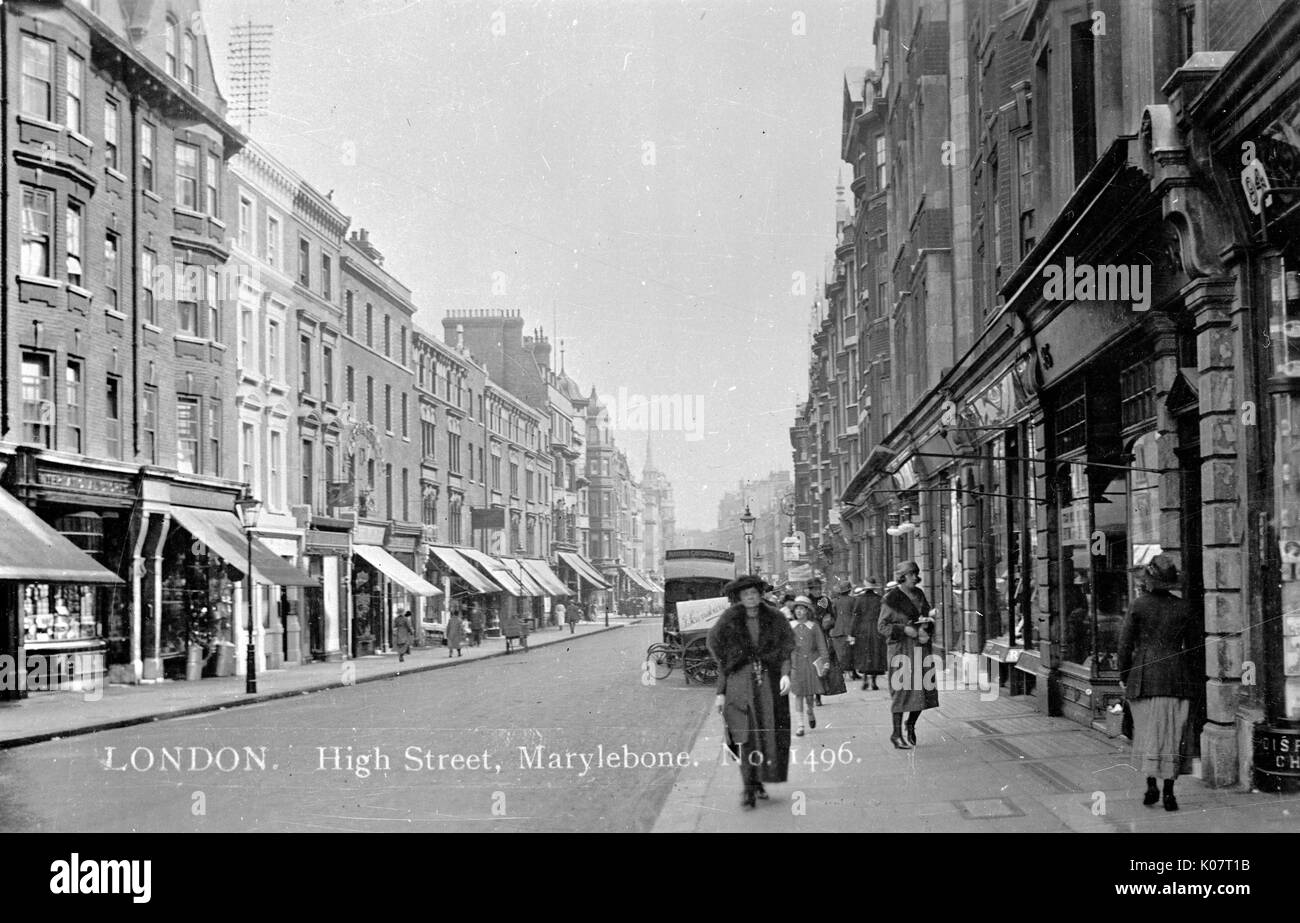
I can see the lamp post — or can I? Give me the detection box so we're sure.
[236,487,262,695]
[740,503,756,575]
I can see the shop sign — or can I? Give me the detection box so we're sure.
[1241,156,1271,215]
[1254,725,1300,781]
[37,470,132,497]
[964,368,1024,430]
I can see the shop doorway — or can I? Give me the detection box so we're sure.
[1175,404,1206,761]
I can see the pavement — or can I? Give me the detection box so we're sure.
[0,618,631,749]
[653,666,1300,833]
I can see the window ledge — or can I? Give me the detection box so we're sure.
[105,166,128,183]
[16,113,62,132]
[210,341,228,352]
[142,189,162,203]
[18,274,62,290]
[67,283,94,298]
[68,129,93,148]
[174,204,206,219]
[104,308,128,320]
[142,322,163,334]
[209,216,227,230]
[174,333,206,345]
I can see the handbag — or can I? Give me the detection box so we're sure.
[813,656,829,677]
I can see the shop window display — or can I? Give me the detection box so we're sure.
[1269,257,1300,718]
[23,584,97,643]
[159,528,236,678]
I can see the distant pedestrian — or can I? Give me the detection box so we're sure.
[707,575,795,810]
[1119,554,1198,812]
[878,561,939,749]
[817,595,848,699]
[566,600,580,634]
[468,604,485,647]
[554,601,566,631]
[853,579,887,690]
[780,593,796,621]
[829,581,861,681]
[394,610,414,663]
[446,610,465,658]
[502,608,521,653]
[788,596,828,737]
[519,611,530,652]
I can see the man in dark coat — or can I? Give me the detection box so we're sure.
[707,574,796,810]
[829,581,861,681]
[852,579,887,689]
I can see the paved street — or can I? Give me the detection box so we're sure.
[0,622,713,832]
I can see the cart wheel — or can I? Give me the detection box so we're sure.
[683,637,716,685]
[645,644,674,680]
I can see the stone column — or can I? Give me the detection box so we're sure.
[960,464,982,667]
[1191,276,1246,787]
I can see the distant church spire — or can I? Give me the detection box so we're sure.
[644,432,655,474]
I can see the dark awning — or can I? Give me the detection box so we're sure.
[558,551,611,590]
[428,546,503,595]
[458,548,527,597]
[519,559,571,596]
[353,544,441,596]
[0,488,122,584]
[169,507,318,587]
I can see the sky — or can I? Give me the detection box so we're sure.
[203,0,876,530]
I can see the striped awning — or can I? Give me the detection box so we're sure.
[558,551,611,590]
[428,546,503,595]
[520,559,571,596]
[458,548,526,597]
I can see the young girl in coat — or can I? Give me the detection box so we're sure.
[789,597,829,736]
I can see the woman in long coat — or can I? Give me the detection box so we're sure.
[1118,554,1198,811]
[788,596,828,736]
[817,596,848,698]
[853,580,888,689]
[467,604,485,647]
[707,575,796,809]
[878,561,939,748]
[445,609,465,657]
[393,610,414,663]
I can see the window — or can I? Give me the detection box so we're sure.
[65,53,83,133]
[297,335,312,393]
[177,396,200,473]
[383,314,391,357]
[238,195,253,250]
[1070,22,1097,184]
[142,386,158,463]
[239,307,253,368]
[21,36,52,121]
[266,319,281,378]
[1018,133,1035,258]
[105,100,120,170]
[141,249,157,324]
[321,253,332,300]
[104,232,120,310]
[105,375,123,460]
[385,384,393,432]
[265,213,281,267]
[322,345,334,402]
[65,201,84,286]
[298,237,310,286]
[492,455,502,490]
[448,431,462,474]
[478,447,484,482]
[175,262,200,335]
[21,354,53,448]
[384,463,392,517]
[401,468,409,521]
[366,303,373,347]
[182,31,197,90]
[422,420,437,460]
[269,430,284,508]
[241,422,255,485]
[141,122,155,191]
[875,134,887,190]
[366,376,374,423]
[208,399,221,476]
[345,291,354,335]
[401,392,409,437]
[510,462,519,496]
[450,498,462,544]
[346,365,355,403]
[20,187,52,277]
[207,267,220,341]
[205,152,219,217]
[1178,2,1196,63]
[164,17,178,77]
[468,444,474,480]
[301,440,314,509]
[65,360,84,453]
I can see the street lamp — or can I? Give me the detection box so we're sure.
[740,504,756,575]
[236,487,262,695]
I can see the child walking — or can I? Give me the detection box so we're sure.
[789,596,828,736]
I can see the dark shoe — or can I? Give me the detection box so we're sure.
[809,715,816,729]
[1163,794,1179,812]
[861,682,871,690]
[906,726,917,746]
[1143,787,1160,806]
[815,695,823,706]
[755,784,769,801]
[741,791,757,809]
[890,733,911,750]
[871,678,879,690]
[795,727,805,737]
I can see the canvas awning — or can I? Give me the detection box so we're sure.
[520,558,571,596]
[169,507,317,587]
[458,548,526,596]
[500,558,546,596]
[621,566,660,594]
[428,546,503,595]
[352,544,441,597]
[0,488,123,584]
[558,551,611,590]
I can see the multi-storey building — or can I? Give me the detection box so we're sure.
[640,436,676,583]
[0,0,264,693]
[339,229,431,656]
[812,0,1300,791]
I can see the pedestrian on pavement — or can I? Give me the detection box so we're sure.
[501,608,521,654]
[1119,554,1198,812]
[853,579,887,690]
[878,561,939,749]
[780,593,797,621]
[789,596,828,737]
[554,601,566,631]
[446,609,465,657]
[566,600,580,634]
[519,611,530,652]
[816,593,848,700]
[468,604,485,647]
[708,574,795,809]
[829,581,862,682]
[394,610,414,663]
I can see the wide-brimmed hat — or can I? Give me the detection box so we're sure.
[861,577,883,590]
[792,595,814,613]
[835,580,853,595]
[1143,554,1180,590]
[894,560,920,580]
[884,580,899,590]
[723,574,766,597]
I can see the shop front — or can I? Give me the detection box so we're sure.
[558,550,612,614]
[427,545,504,635]
[304,516,350,662]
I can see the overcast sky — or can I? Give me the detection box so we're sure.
[204,0,876,531]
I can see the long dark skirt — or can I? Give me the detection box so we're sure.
[820,631,848,696]
[722,669,791,784]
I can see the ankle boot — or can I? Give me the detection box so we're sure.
[1143,777,1160,806]
[1163,780,1178,812]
